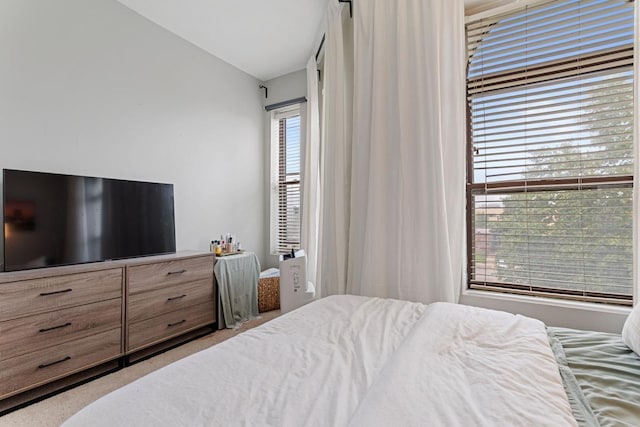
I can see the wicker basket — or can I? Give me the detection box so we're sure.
[258,276,280,312]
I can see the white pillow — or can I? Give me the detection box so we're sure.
[622,303,640,355]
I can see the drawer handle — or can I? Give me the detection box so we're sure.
[167,269,187,275]
[168,319,186,327]
[39,322,72,333]
[167,294,187,301]
[38,356,71,369]
[39,288,72,296]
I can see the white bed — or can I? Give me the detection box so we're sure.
[62,295,576,426]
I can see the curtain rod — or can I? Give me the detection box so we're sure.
[338,0,352,18]
[265,97,307,112]
[315,34,326,62]
[314,0,352,63]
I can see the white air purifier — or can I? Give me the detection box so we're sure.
[279,249,316,314]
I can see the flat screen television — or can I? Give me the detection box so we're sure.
[2,169,176,272]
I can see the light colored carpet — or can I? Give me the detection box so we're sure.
[0,310,280,427]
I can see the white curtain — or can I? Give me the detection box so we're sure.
[318,1,354,297]
[345,0,466,303]
[301,55,322,294]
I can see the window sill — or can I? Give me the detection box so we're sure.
[461,288,632,316]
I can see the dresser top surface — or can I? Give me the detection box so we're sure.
[0,251,214,284]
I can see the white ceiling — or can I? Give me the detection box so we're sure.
[116,0,329,82]
[117,0,498,82]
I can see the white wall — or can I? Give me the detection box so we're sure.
[261,69,307,107]
[0,0,266,269]
[260,69,308,269]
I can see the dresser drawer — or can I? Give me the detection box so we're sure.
[128,278,214,323]
[128,300,215,352]
[0,268,123,321]
[0,299,122,361]
[128,256,213,295]
[0,328,121,399]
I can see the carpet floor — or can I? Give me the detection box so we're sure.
[0,310,280,427]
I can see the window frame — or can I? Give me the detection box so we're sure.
[269,105,302,255]
[465,0,635,305]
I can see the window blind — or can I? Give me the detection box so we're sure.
[277,115,301,253]
[467,0,635,304]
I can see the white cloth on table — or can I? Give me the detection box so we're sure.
[214,252,260,328]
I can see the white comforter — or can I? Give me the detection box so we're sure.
[63,295,576,426]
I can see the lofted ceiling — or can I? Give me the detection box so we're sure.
[117,0,500,82]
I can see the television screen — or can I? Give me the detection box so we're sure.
[2,169,176,272]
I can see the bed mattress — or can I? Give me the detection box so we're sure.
[63,295,576,426]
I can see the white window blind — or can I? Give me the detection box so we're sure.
[467,0,635,304]
[276,112,301,254]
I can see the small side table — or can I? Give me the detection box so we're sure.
[214,251,260,328]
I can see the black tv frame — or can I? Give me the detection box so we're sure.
[2,169,176,272]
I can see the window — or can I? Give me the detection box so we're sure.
[270,106,301,254]
[466,0,635,304]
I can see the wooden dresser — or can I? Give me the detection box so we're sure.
[0,264,124,411]
[126,253,216,359]
[0,251,216,413]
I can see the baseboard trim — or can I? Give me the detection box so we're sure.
[0,359,122,416]
[124,324,215,365]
